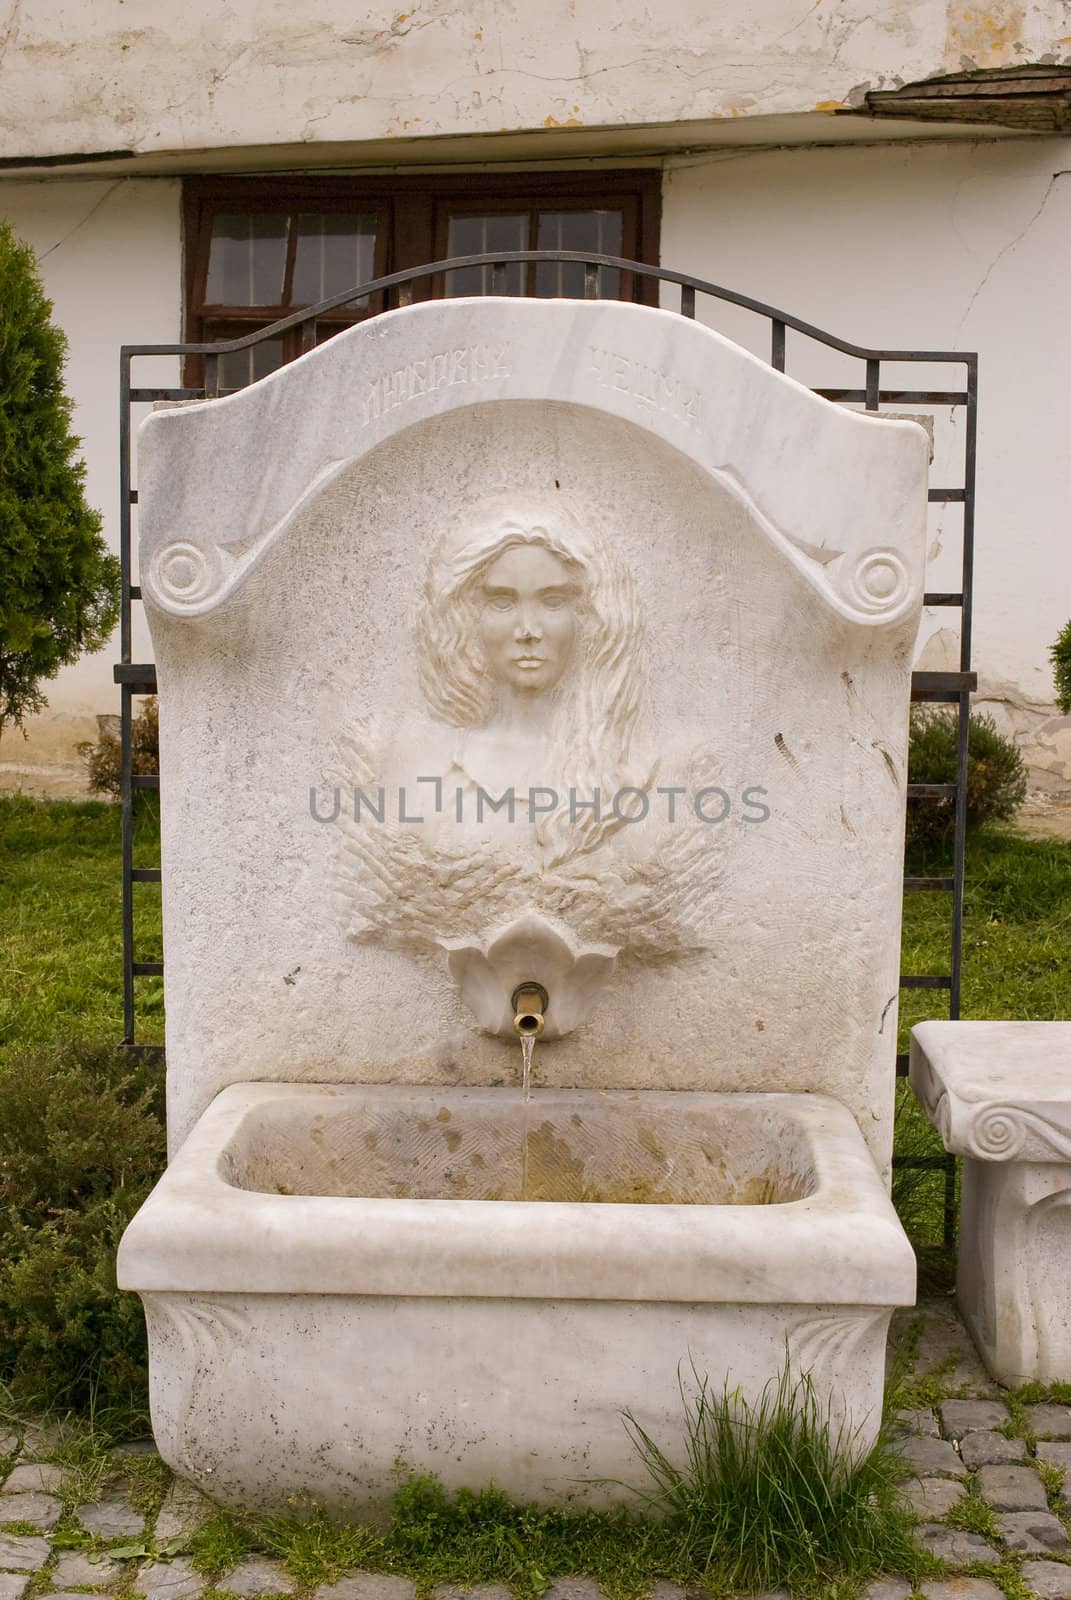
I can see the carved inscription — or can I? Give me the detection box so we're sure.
[361,342,511,425]
[588,345,701,430]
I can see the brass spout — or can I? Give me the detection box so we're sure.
[511,982,548,1039]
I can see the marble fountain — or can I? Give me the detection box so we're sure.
[117,296,927,1510]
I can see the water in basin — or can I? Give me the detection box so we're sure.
[219,1087,817,1205]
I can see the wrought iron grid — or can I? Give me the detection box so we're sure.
[117,250,977,1240]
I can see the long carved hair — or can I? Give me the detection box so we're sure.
[414,497,650,863]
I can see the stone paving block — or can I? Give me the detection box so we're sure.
[996,1511,1071,1553]
[975,1463,1048,1511]
[960,1431,1027,1468]
[155,1480,215,1542]
[0,1576,29,1600]
[0,1537,50,1573]
[0,1440,19,1461]
[921,1583,1006,1600]
[432,1587,513,1600]
[133,1559,206,1600]
[44,1591,111,1599]
[915,1525,1002,1565]
[645,1588,695,1600]
[77,1495,146,1538]
[110,1440,158,1460]
[903,1476,966,1518]
[1037,1441,1071,1468]
[1028,1405,1071,1440]
[312,1579,416,1600]
[0,1494,62,1530]
[51,1551,121,1588]
[899,1435,968,1478]
[862,1582,912,1600]
[0,1466,65,1496]
[221,1557,294,1596]
[540,1586,608,1600]
[1021,1562,1071,1599]
[940,1399,1010,1439]
[897,1408,941,1438]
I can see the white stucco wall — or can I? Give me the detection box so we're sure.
[0,178,181,793]
[0,0,1067,164]
[3,135,1070,791]
[660,135,1071,788]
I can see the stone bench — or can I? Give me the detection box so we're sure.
[910,1021,1071,1386]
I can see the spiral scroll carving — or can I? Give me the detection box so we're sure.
[842,548,912,617]
[963,1103,1071,1163]
[148,542,222,612]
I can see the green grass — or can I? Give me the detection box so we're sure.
[0,793,162,1059]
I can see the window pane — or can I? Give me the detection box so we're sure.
[535,209,623,299]
[218,336,286,393]
[445,213,526,295]
[205,213,288,305]
[292,214,378,308]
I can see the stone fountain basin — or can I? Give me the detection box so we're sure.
[118,1083,914,1512]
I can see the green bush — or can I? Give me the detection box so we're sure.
[0,1040,164,1412]
[78,697,159,798]
[1051,620,1071,716]
[906,708,1027,853]
[0,220,119,737]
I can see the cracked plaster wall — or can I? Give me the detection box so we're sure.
[0,0,1069,160]
[3,136,1071,792]
[660,136,1071,788]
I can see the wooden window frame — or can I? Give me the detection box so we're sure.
[183,170,661,385]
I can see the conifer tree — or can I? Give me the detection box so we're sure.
[0,219,119,735]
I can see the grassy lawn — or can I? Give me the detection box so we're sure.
[2,792,1070,1247]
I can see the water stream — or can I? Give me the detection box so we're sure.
[520,1033,534,1199]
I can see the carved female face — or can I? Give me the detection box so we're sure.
[477,544,579,696]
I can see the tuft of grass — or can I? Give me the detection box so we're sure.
[622,1358,934,1595]
[189,1514,258,1579]
[946,1489,1001,1540]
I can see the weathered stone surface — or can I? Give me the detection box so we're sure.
[0,1576,29,1600]
[132,1559,205,1600]
[45,1592,113,1599]
[0,1466,65,1496]
[898,1434,967,1477]
[1037,1441,1071,1468]
[541,1585,608,1600]
[862,1582,912,1600]
[960,1430,1027,1468]
[1022,1562,1071,1599]
[897,1408,940,1437]
[902,1476,965,1517]
[996,1511,1071,1553]
[914,1525,1001,1565]
[221,1558,293,1596]
[921,1583,1005,1600]
[1028,1405,1071,1440]
[77,1496,146,1538]
[938,1398,1010,1439]
[312,1579,415,1600]
[51,1551,121,1587]
[975,1463,1048,1511]
[154,1479,214,1541]
[432,1587,513,1600]
[111,1440,159,1460]
[0,1442,18,1462]
[0,1495,62,1530]
[0,1537,50,1573]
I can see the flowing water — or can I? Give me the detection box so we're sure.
[520,1032,535,1198]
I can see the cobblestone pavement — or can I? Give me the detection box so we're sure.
[1,1301,1070,1598]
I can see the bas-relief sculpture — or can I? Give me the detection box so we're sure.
[118,297,929,1510]
[911,1021,1071,1386]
